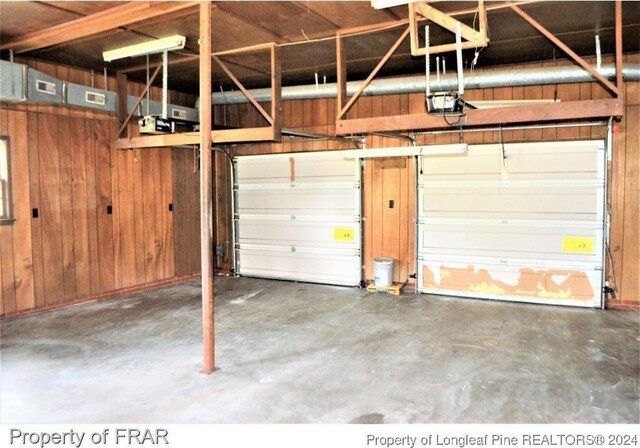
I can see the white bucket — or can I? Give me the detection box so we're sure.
[373,257,394,287]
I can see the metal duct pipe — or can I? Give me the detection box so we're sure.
[206,63,640,106]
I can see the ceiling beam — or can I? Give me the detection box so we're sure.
[30,3,193,54]
[0,1,199,53]
[114,127,277,149]
[335,99,623,135]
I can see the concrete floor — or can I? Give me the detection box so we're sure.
[1,277,638,424]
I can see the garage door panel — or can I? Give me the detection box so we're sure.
[238,220,360,249]
[422,142,602,181]
[418,259,601,307]
[504,146,600,174]
[421,189,598,216]
[421,151,500,177]
[237,157,358,183]
[237,189,357,214]
[419,225,602,263]
[237,249,360,285]
[417,140,605,307]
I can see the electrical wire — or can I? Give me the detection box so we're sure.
[605,242,618,297]
[442,108,463,126]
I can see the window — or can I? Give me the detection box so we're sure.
[0,136,13,224]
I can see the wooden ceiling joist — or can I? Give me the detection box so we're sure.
[0,1,199,53]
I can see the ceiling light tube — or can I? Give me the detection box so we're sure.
[103,35,186,62]
[370,0,417,9]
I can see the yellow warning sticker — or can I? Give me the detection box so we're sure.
[333,228,355,242]
[562,236,595,254]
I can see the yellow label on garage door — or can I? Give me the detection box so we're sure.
[334,228,355,242]
[562,236,595,254]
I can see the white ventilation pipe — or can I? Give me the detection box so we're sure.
[203,63,640,106]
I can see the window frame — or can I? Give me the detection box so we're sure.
[0,136,14,225]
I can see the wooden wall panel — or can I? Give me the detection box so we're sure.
[142,148,158,284]
[172,147,201,277]
[27,104,45,308]
[38,107,65,304]
[1,58,197,316]
[0,105,16,314]
[67,68,91,298]
[56,66,78,301]
[7,108,36,311]
[160,149,175,279]
[172,149,188,277]
[95,118,116,292]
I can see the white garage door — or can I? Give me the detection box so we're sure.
[417,140,606,308]
[234,152,362,286]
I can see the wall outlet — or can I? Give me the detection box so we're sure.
[215,244,225,257]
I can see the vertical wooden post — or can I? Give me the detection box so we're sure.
[199,1,216,374]
[336,34,347,120]
[614,0,624,99]
[116,72,128,135]
[271,44,282,141]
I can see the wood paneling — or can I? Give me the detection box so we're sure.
[172,147,201,277]
[1,59,197,316]
[0,104,16,314]
[6,108,36,311]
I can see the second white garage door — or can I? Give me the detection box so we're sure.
[417,140,606,308]
[234,152,362,286]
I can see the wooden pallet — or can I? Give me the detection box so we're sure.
[367,282,405,296]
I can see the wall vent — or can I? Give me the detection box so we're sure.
[85,91,106,106]
[172,108,188,120]
[36,80,56,95]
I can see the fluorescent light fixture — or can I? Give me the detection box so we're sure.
[103,35,186,62]
[370,0,416,9]
[417,143,468,156]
